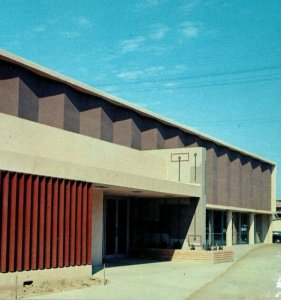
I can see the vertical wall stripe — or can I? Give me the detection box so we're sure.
[0,170,93,273]
[70,182,77,266]
[0,172,1,265]
[1,172,9,272]
[51,179,59,268]
[76,182,82,266]
[64,180,71,267]
[9,174,18,272]
[38,177,46,269]
[16,174,25,271]
[58,179,65,268]
[24,175,32,271]
[87,184,93,265]
[31,176,39,270]
[45,177,52,269]
[81,183,87,265]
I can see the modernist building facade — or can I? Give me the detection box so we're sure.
[0,50,276,277]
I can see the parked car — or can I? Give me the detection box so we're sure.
[273,231,281,243]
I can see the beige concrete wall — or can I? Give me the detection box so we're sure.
[147,147,204,185]
[271,166,277,212]
[0,113,201,197]
[272,218,281,232]
[149,147,207,246]
[206,203,272,215]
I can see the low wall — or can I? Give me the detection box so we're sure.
[131,248,233,263]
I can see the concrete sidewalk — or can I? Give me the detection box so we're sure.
[26,245,265,300]
[189,244,281,299]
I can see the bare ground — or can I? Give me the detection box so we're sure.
[0,276,104,299]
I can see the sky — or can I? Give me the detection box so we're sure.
[0,0,281,198]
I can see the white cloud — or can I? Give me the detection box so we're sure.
[174,64,187,72]
[116,65,164,80]
[34,25,46,33]
[180,21,200,38]
[150,24,169,40]
[181,0,201,13]
[116,70,144,80]
[164,82,177,88]
[145,66,164,73]
[134,0,168,9]
[119,36,146,53]
[60,31,80,39]
[73,16,93,28]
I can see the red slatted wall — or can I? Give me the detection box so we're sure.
[0,170,93,273]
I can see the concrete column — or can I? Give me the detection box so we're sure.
[209,210,214,245]
[264,214,273,244]
[226,210,233,246]
[92,188,104,273]
[232,213,238,244]
[186,148,206,249]
[249,213,255,245]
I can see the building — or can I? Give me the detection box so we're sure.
[276,200,281,218]
[0,50,276,278]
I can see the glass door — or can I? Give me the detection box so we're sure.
[104,197,129,259]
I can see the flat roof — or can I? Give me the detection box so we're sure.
[0,49,275,166]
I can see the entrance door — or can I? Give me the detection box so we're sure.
[104,197,129,258]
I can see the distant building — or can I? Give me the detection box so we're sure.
[0,50,276,279]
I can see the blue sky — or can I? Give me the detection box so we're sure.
[1,0,281,198]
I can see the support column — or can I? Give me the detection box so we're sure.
[92,188,104,273]
[249,213,255,245]
[232,213,238,245]
[264,214,273,244]
[226,210,233,246]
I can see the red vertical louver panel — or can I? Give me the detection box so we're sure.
[87,184,93,265]
[45,177,52,269]
[70,182,77,266]
[31,176,39,270]
[1,172,9,273]
[9,173,18,272]
[81,183,88,265]
[24,175,32,271]
[64,180,71,267]
[76,182,82,266]
[38,177,46,269]
[51,179,59,268]
[0,170,93,273]
[58,179,65,268]
[17,174,25,271]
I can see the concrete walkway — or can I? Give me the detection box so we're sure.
[27,245,266,300]
[189,244,281,299]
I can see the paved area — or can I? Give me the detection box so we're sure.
[189,244,281,299]
[27,244,275,300]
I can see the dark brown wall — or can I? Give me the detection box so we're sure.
[64,95,79,133]
[0,170,92,273]
[0,77,19,116]
[0,59,273,211]
[205,142,272,211]
[39,95,65,129]
[164,127,185,148]
[18,79,38,122]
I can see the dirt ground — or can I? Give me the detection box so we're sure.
[0,276,104,299]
